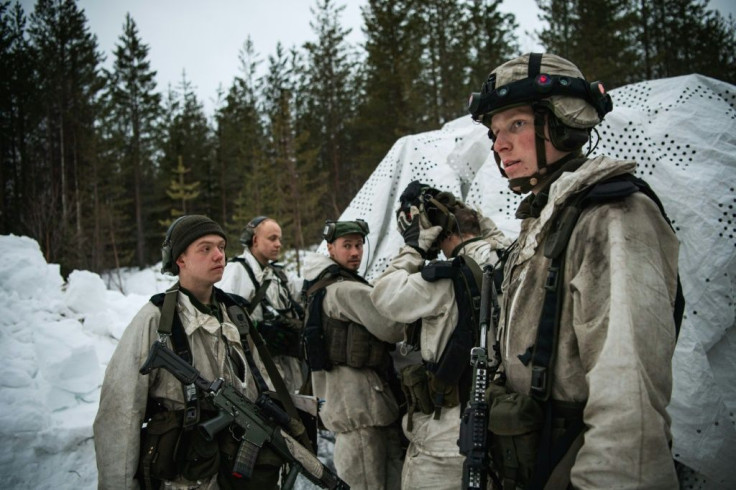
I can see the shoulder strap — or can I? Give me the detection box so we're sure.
[216,289,315,452]
[150,283,198,428]
[304,263,365,298]
[248,279,272,315]
[150,283,192,365]
[422,255,483,417]
[230,256,272,315]
[230,256,260,288]
[531,173,684,403]
[268,263,305,319]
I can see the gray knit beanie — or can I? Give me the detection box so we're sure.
[162,215,227,275]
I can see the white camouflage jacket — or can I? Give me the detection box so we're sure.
[304,253,404,433]
[370,237,505,457]
[499,155,680,489]
[93,288,258,490]
[217,248,304,393]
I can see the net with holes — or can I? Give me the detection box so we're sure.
[315,74,735,489]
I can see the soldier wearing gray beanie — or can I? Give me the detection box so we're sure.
[162,215,227,275]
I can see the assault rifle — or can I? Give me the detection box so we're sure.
[458,264,501,490]
[140,340,348,490]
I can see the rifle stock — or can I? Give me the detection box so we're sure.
[139,340,348,490]
[459,264,500,490]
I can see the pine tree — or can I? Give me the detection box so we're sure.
[159,72,214,218]
[353,0,427,178]
[104,13,162,268]
[302,0,360,216]
[27,0,105,272]
[214,36,266,242]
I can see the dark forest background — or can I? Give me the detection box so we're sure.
[1,0,734,277]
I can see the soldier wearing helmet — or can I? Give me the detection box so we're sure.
[468,53,682,488]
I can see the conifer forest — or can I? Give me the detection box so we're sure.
[1,0,734,276]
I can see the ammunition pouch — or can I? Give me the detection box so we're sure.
[138,409,221,486]
[428,370,460,414]
[323,316,391,370]
[486,384,584,490]
[258,316,303,358]
[486,385,544,489]
[303,315,330,371]
[400,363,460,431]
[178,425,221,481]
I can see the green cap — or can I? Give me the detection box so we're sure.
[323,219,369,243]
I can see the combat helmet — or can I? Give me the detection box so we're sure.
[468,53,613,194]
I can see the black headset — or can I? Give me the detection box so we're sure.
[239,215,269,247]
[547,111,591,151]
[161,215,188,275]
[322,219,370,243]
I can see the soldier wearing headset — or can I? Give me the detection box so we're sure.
[218,216,306,394]
[95,215,287,489]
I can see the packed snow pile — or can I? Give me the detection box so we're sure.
[0,74,733,489]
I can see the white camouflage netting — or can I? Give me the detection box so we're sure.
[332,74,736,489]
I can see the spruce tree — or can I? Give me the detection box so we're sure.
[264,43,326,265]
[164,155,201,219]
[104,13,162,268]
[27,0,105,271]
[353,0,426,179]
[466,0,519,89]
[302,0,360,216]
[638,0,735,82]
[0,2,38,237]
[214,36,266,242]
[159,72,214,219]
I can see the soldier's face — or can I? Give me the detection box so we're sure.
[327,234,364,271]
[176,235,227,286]
[252,220,282,263]
[490,106,568,183]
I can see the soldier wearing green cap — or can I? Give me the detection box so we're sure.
[94,215,289,489]
[301,219,405,490]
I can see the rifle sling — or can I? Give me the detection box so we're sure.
[247,324,314,451]
[157,283,199,430]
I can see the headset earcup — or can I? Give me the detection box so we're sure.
[549,116,589,151]
[161,216,186,275]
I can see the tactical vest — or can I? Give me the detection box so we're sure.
[137,285,311,489]
[229,256,304,358]
[420,254,483,415]
[229,256,304,319]
[302,263,392,372]
[490,173,686,490]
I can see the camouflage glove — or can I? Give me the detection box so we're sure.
[401,205,442,257]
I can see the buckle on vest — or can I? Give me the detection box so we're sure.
[530,365,548,396]
[544,266,559,291]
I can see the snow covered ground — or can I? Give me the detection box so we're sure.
[0,234,334,489]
